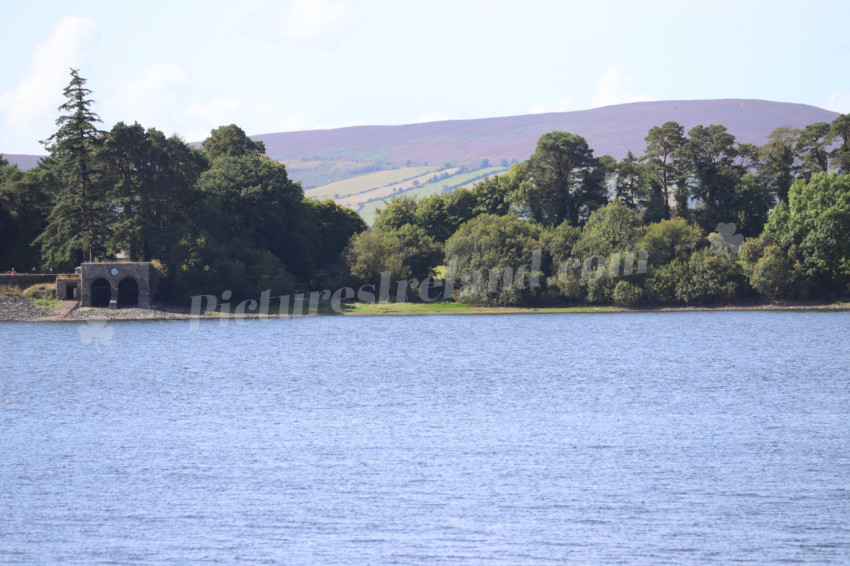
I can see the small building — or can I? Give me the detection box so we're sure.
[56,276,80,300]
[80,262,152,309]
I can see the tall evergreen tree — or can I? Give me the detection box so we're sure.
[613,151,650,210]
[100,121,150,261]
[795,122,831,180]
[35,68,106,268]
[758,126,799,203]
[830,114,850,173]
[513,131,607,226]
[678,124,739,230]
[642,121,686,220]
[99,123,204,262]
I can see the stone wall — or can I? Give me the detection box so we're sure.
[56,277,81,300]
[80,263,151,308]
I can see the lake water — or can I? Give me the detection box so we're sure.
[1,311,849,564]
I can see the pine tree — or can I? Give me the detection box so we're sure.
[641,121,686,221]
[35,68,106,268]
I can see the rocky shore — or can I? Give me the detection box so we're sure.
[0,296,194,322]
[2,295,849,322]
[0,296,48,321]
[61,306,191,321]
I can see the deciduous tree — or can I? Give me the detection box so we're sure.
[373,194,418,232]
[0,163,51,270]
[202,124,265,161]
[444,214,543,305]
[572,200,641,259]
[766,172,850,291]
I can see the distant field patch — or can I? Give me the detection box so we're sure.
[410,166,507,197]
[306,166,439,198]
[356,166,507,224]
[453,171,505,190]
[337,167,460,207]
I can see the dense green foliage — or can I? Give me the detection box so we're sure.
[0,70,366,301]
[346,109,850,307]
[0,162,51,270]
[765,173,850,293]
[3,70,849,307]
[511,131,608,226]
[345,224,441,289]
[444,214,543,305]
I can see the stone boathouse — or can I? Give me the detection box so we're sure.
[80,262,152,309]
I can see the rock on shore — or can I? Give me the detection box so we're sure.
[0,296,193,322]
[62,306,189,321]
[0,296,46,321]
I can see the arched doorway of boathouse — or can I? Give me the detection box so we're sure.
[90,278,111,307]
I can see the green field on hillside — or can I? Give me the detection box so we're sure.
[358,166,507,223]
[337,167,459,207]
[305,166,439,198]
[454,171,505,190]
[410,166,507,196]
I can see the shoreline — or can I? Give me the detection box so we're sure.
[2,295,849,323]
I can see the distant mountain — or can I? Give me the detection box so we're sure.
[1,153,41,170]
[255,99,839,221]
[3,99,840,222]
[254,99,838,171]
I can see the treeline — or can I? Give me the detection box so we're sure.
[347,113,850,306]
[3,69,849,307]
[0,70,366,300]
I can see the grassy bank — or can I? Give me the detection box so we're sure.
[0,283,61,311]
[126,297,850,319]
[4,293,849,323]
[341,302,618,316]
[339,299,850,316]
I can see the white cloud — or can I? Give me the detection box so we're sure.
[529,96,575,114]
[0,17,98,148]
[187,98,243,125]
[184,98,318,141]
[247,102,316,133]
[826,90,850,113]
[269,110,315,132]
[415,112,451,123]
[115,63,187,127]
[280,0,350,42]
[591,66,655,108]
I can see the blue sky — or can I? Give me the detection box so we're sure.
[2,0,849,154]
